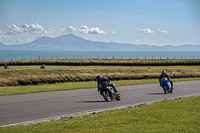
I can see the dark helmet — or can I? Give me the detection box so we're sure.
[96,75,102,82]
[162,70,166,74]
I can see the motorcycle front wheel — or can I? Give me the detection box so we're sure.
[102,90,112,102]
[163,86,169,94]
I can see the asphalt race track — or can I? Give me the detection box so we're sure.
[0,80,200,127]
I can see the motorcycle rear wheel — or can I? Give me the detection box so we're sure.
[116,94,121,101]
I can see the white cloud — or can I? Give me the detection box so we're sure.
[142,28,154,33]
[0,35,12,41]
[6,24,23,34]
[79,25,89,34]
[158,29,167,33]
[22,23,44,34]
[111,31,116,34]
[0,23,56,44]
[62,25,106,34]
[61,26,78,34]
[45,28,54,34]
[79,25,106,34]
[5,23,53,35]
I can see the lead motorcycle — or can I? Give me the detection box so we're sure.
[160,77,173,94]
[96,77,121,102]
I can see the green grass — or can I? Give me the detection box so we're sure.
[1,96,199,132]
[1,65,200,87]
[1,58,200,66]
[0,78,200,96]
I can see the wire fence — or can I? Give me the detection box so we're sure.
[1,55,199,61]
[1,51,200,61]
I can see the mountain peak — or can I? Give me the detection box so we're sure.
[1,34,200,51]
[30,36,53,44]
[53,34,86,43]
[0,42,5,47]
[54,34,80,39]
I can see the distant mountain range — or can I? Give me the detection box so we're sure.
[0,34,200,51]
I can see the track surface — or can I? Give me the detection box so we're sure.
[0,80,200,126]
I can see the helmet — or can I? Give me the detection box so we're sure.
[96,75,102,82]
[162,70,166,74]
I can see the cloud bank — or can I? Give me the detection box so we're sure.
[142,28,168,34]
[62,25,106,34]
[142,28,154,33]
[158,29,167,33]
[112,31,116,34]
[5,23,53,35]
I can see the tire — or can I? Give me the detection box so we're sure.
[170,87,173,93]
[102,90,112,102]
[163,86,169,94]
[116,94,121,101]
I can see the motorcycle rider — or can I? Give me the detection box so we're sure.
[96,75,117,93]
[96,75,109,92]
[159,70,174,91]
[4,63,10,69]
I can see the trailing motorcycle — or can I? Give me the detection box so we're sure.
[160,77,173,94]
[97,77,121,102]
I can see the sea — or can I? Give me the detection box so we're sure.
[0,50,200,61]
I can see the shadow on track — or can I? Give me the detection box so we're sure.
[77,100,106,103]
[145,93,165,95]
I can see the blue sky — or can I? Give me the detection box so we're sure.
[0,0,200,46]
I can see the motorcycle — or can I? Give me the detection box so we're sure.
[160,77,173,94]
[97,80,121,102]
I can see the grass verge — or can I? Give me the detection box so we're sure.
[0,78,200,96]
[1,96,199,132]
[1,65,200,87]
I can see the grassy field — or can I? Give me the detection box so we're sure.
[0,60,199,132]
[1,96,199,132]
[1,59,200,66]
[1,65,200,87]
[1,77,200,96]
